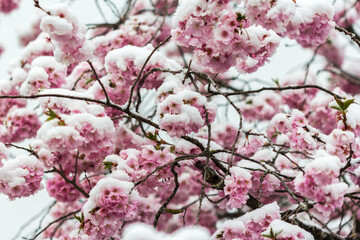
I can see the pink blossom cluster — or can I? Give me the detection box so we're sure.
[131,195,161,225]
[81,178,141,239]
[65,61,103,91]
[244,0,335,46]
[156,80,216,137]
[238,159,281,199]
[306,91,339,135]
[212,202,281,240]
[20,56,67,95]
[172,0,280,73]
[0,79,26,119]
[274,154,298,177]
[107,145,176,197]
[237,134,266,157]
[36,110,115,172]
[46,174,81,202]
[294,151,348,217]
[238,91,282,121]
[326,129,356,162]
[97,45,180,105]
[220,167,252,209]
[197,123,239,149]
[0,155,44,200]
[268,110,320,153]
[93,13,170,62]
[38,89,104,115]
[1,0,360,239]
[0,108,41,143]
[278,71,318,110]
[64,113,115,165]
[40,4,93,65]
[114,125,150,152]
[0,0,21,14]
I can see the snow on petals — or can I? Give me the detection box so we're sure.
[244,0,335,46]
[81,178,141,238]
[0,156,44,200]
[261,219,314,240]
[212,202,281,240]
[40,4,94,65]
[220,167,252,209]
[157,79,216,137]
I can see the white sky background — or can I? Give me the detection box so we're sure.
[0,0,312,239]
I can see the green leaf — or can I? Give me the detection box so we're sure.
[85,78,95,85]
[261,227,283,239]
[146,131,159,141]
[272,78,280,87]
[45,108,58,122]
[103,161,114,170]
[261,233,273,239]
[334,97,345,111]
[343,98,355,111]
[164,208,184,214]
[330,105,342,111]
[74,213,84,223]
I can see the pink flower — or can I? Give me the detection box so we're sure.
[0,156,44,200]
[221,167,252,209]
[46,174,81,202]
[0,0,21,14]
[40,4,93,65]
